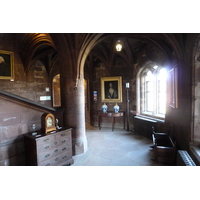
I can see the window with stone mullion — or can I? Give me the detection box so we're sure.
[139,66,166,119]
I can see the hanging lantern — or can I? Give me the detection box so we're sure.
[115,40,122,51]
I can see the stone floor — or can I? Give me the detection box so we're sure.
[72,125,167,166]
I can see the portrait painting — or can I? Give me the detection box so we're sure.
[101,76,122,102]
[0,50,14,79]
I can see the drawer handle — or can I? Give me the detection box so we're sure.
[45,146,50,149]
[61,133,66,136]
[44,138,49,142]
[54,142,58,145]
[45,154,50,158]
[62,147,66,151]
[54,149,59,153]
[55,158,59,161]
[46,163,50,166]
[62,156,67,159]
[62,140,66,143]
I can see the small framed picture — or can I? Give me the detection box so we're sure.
[101,76,122,102]
[0,50,14,79]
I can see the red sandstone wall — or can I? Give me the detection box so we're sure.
[0,34,53,165]
[0,99,44,165]
[87,61,136,130]
[0,34,52,107]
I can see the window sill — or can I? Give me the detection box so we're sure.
[192,146,200,156]
[141,113,165,120]
[135,115,165,123]
[189,145,200,165]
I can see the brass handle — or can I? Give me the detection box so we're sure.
[46,163,50,166]
[45,154,50,158]
[45,146,49,149]
[54,149,58,153]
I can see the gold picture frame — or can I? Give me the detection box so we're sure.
[0,50,14,79]
[101,76,122,102]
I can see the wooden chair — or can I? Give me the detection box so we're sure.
[151,124,176,164]
[150,124,169,148]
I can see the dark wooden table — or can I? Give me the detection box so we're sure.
[98,111,125,131]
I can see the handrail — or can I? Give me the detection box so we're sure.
[0,90,59,112]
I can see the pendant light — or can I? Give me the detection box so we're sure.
[115,40,122,51]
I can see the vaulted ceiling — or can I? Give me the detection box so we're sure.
[5,33,184,78]
[85,33,183,78]
[89,33,180,67]
[15,33,57,73]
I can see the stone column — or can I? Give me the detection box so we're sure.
[60,73,87,155]
[51,33,88,155]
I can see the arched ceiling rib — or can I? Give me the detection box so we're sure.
[17,33,57,72]
[15,33,183,80]
[84,33,184,76]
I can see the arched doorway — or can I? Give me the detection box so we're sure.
[82,34,173,130]
[50,33,181,155]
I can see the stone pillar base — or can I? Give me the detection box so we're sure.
[72,136,88,155]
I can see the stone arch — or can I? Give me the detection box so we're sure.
[48,33,184,155]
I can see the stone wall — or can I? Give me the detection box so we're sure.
[0,34,52,107]
[192,35,200,146]
[88,62,135,130]
[0,34,54,165]
[0,99,44,165]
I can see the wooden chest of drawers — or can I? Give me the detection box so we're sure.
[24,128,74,166]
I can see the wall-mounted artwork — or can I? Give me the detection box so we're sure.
[101,76,122,102]
[0,50,14,79]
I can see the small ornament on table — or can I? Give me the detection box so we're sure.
[56,118,62,130]
[102,103,108,113]
[114,103,120,113]
[31,124,37,136]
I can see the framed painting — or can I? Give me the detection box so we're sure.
[0,50,14,79]
[101,76,122,102]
